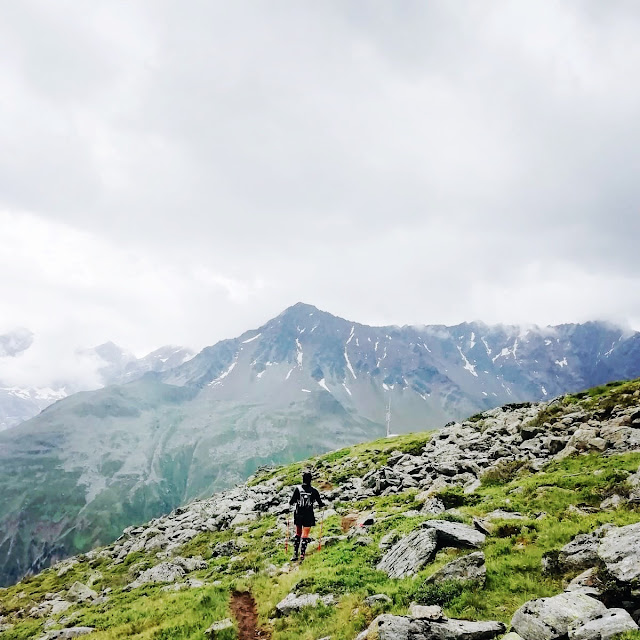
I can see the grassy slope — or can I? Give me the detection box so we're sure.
[1,380,640,640]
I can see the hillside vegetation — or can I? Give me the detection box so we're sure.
[1,379,639,639]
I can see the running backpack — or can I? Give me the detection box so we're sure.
[296,486,313,511]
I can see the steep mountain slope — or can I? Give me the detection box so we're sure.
[0,379,639,639]
[0,342,193,431]
[1,303,639,587]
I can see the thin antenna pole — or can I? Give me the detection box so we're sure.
[386,397,391,438]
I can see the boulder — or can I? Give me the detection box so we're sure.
[275,593,335,616]
[377,528,439,578]
[568,608,638,640]
[511,592,608,640]
[427,552,486,585]
[422,520,486,549]
[597,522,640,584]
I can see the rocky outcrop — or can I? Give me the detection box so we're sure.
[377,528,439,578]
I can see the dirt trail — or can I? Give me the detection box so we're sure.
[229,591,271,639]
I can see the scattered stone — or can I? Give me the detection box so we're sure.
[126,561,185,590]
[365,594,393,607]
[67,581,97,603]
[377,528,439,578]
[422,520,486,549]
[512,592,608,640]
[37,628,95,640]
[359,613,505,640]
[205,618,234,637]
[275,593,335,616]
[427,551,486,585]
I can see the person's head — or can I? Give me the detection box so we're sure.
[302,471,312,485]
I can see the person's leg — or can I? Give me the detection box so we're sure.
[300,526,312,559]
[292,525,302,560]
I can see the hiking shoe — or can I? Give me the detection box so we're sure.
[290,554,298,562]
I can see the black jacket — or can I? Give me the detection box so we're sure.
[289,484,324,527]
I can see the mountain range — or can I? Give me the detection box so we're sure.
[1,302,639,586]
[0,337,194,431]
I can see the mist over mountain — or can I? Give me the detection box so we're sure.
[1,303,639,586]
[0,339,194,431]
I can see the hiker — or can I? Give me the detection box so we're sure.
[289,471,324,561]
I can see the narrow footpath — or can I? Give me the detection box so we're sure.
[230,591,271,639]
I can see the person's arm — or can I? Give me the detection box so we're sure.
[289,487,299,506]
[313,487,324,509]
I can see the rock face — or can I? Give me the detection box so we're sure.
[427,552,486,585]
[377,528,439,578]
[597,522,640,584]
[568,608,639,640]
[511,593,608,640]
[422,520,486,549]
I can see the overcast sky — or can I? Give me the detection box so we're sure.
[1,1,639,386]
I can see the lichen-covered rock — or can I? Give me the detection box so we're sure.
[427,551,486,585]
[568,608,639,640]
[597,522,640,584]
[422,520,486,549]
[365,594,393,607]
[511,592,608,640]
[377,528,438,578]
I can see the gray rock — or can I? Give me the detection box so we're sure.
[205,618,234,637]
[422,498,446,515]
[597,522,640,583]
[568,608,639,640]
[427,552,486,585]
[365,594,393,607]
[512,592,608,640]
[275,592,335,616]
[362,614,505,640]
[37,628,95,640]
[67,581,97,603]
[422,520,486,549]
[126,561,185,589]
[408,603,444,620]
[377,528,439,578]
